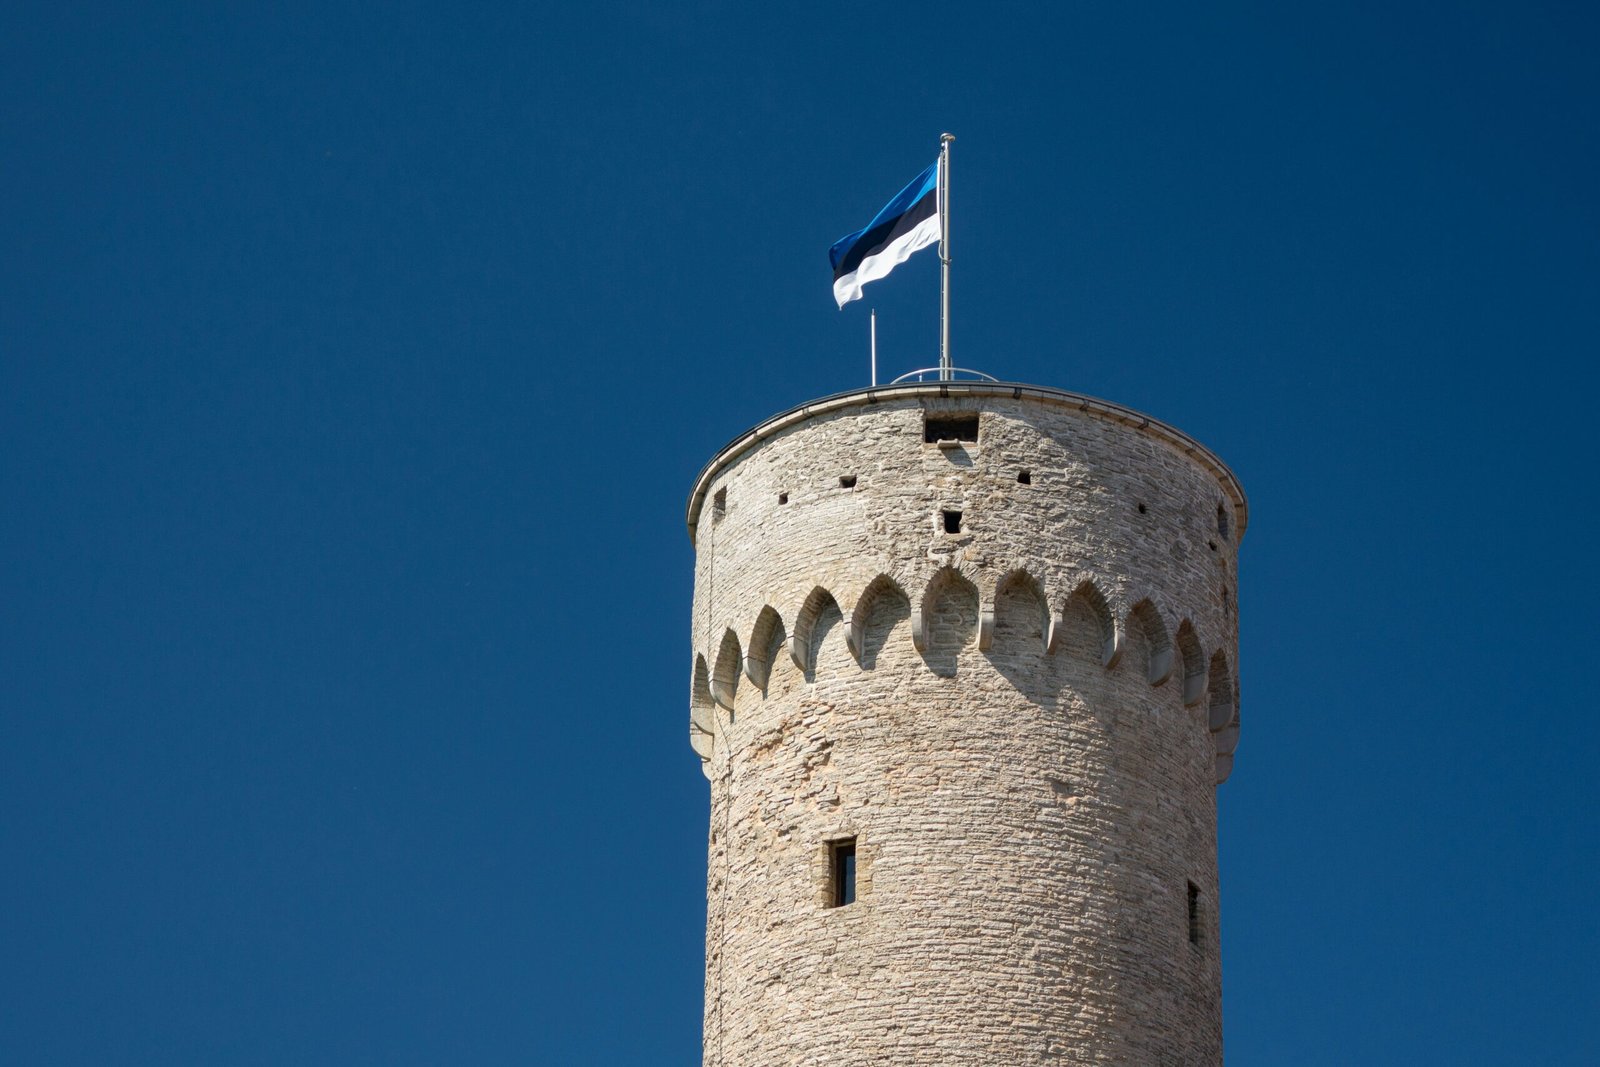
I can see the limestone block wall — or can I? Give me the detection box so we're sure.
[685,383,1246,1066]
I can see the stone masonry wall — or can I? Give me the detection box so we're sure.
[687,385,1245,1066]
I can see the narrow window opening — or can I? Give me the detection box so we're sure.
[1137,502,1148,515]
[942,510,963,534]
[1187,881,1202,946]
[839,475,857,489]
[923,415,979,444]
[778,491,788,505]
[712,488,727,519]
[830,838,857,907]
[1216,503,1230,539]
[1017,470,1031,485]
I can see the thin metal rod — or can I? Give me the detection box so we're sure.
[939,137,949,379]
[870,308,878,386]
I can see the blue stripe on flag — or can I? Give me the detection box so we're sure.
[830,162,940,273]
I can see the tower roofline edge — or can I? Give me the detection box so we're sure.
[685,380,1248,546]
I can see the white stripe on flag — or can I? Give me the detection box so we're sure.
[832,212,943,308]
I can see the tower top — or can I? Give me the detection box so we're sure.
[686,375,1248,1062]
[686,380,1247,545]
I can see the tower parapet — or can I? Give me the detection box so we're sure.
[687,381,1245,1065]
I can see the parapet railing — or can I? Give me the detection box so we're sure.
[889,367,999,384]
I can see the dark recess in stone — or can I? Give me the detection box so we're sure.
[924,415,979,443]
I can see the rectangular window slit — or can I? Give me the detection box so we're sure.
[712,487,727,518]
[1187,881,1202,946]
[830,838,857,907]
[923,415,979,443]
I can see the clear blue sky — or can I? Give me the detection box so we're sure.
[3,3,1596,1063]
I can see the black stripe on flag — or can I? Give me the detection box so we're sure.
[832,186,939,281]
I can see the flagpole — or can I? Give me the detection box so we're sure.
[939,133,954,381]
[870,308,878,386]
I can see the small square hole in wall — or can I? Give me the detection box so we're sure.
[942,510,962,534]
[839,475,857,489]
[712,487,727,519]
[1017,470,1031,485]
[1137,502,1148,515]
[778,491,788,505]
[830,838,857,907]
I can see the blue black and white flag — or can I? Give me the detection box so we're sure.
[829,161,941,308]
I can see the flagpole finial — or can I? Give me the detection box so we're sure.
[941,132,955,142]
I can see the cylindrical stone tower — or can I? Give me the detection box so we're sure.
[685,381,1246,1066]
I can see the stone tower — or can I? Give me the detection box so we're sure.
[685,381,1245,1065]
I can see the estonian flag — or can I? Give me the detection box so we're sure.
[829,161,941,308]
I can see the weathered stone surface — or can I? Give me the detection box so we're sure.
[686,383,1246,1066]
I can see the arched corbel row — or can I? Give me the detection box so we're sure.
[1175,619,1207,706]
[744,605,785,690]
[791,586,840,672]
[711,628,742,710]
[1128,598,1174,686]
[689,575,1237,786]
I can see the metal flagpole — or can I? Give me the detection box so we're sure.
[870,308,878,386]
[939,133,954,380]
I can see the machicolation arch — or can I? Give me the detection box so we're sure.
[744,606,785,691]
[849,575,912,670]
[712,628,742,712]
[917,567,980,677]
[1175,619,1207,706]
[1128,598,1175,686]
[793,586,845,680]
[994,569,1050,656]
[690,654,715,774]
[1056,578,1120,667]
[791,587,838,675]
